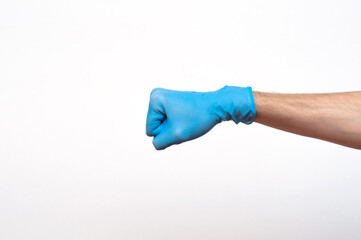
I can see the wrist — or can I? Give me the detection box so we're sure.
[212,85,256,124]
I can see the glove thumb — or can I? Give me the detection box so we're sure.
[152,126,173,150]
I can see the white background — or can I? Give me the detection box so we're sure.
[1,0,361,239]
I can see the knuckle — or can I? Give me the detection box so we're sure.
[151,88,162,94]
[150,89,165,103]
[150,88,163,97]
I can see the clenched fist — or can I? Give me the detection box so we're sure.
[146,85,256,150]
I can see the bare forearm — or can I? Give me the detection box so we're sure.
[253,91,361,150]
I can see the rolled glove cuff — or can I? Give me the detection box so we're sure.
[213,85,256,125]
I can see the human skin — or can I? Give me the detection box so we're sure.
[252,91,361,150]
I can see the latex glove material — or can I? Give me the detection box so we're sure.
[146,85,256,150]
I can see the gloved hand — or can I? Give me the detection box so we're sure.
[146,85,256,150]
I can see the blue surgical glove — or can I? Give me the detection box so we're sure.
[146,85,256,150]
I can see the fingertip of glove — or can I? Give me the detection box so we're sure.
[146,129,153,137]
